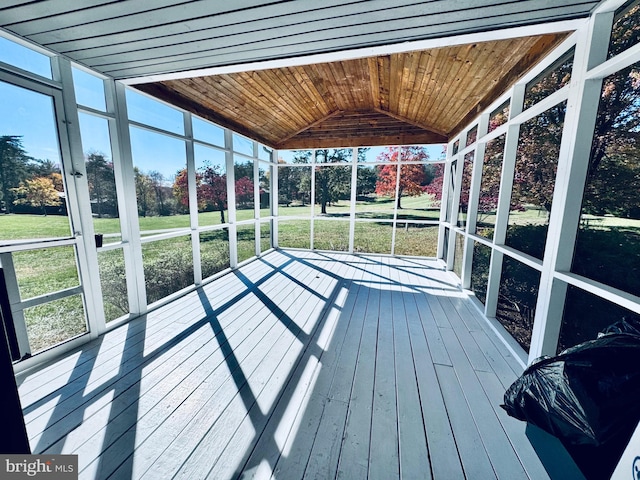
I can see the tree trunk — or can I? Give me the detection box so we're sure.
[321,201,327,214]
[396,195,402,209]
[218,203,226,224]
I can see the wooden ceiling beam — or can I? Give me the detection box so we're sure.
[280,132,447,149]
[373,108,447,137]
[275,110,344,147]
[278,110,447,149]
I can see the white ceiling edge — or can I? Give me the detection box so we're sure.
[121,17,588,85]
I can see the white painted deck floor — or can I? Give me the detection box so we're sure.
[17,250,554,480]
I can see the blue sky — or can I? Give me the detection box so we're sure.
[0,80,61,163]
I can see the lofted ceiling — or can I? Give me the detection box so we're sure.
[0,1,599,148]
[135,34,569,149]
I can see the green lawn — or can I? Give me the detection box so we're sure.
[0,199,440,353]
[11,201,640,355]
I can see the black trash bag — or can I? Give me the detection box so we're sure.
[599,316,640,337]
[502,333,640,447]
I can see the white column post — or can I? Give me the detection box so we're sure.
[184,113,201,285]
[349,147,358,254]
[111,81,147,314]
[528,12,613,361]
[272,150,279,248]
[55,57,106,337]
[225,130,238,268]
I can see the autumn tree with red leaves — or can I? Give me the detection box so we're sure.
[173,163,228,223]
[375,146,430,209]
[201,165,228,223]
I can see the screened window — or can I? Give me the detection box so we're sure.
[278,165,312,216]
[505,102,566,260]
[130,127,189,231]
[489,100,510,133]
[234,156,255,216]
[126,89,184,135]
[496,257,541,353]
[0,36,51,79]
[72,67,106,112]
[353,221,392,254]
[475,135,505,239]
[470,242,491,305]
[558,284,640,353]
[457,152,474,228]
[314,220,349,251]
[193,117,225,146]
[523,48,574,110]
[195,144,227,226]
[607,0,640,60]
[233,134,254,156]
[571,61,640,298]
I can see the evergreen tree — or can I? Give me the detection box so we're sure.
[0,135,32,213]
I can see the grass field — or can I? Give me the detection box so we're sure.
[7,196,635,354]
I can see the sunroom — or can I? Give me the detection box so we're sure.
[1,1,639,479]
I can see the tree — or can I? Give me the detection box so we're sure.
[134,168,154,217]
[356,166,378,195]
[149,170,172,216]
[28,158,58,177]
[235,176,254,208]
[423,163,445,205]
[0,135,32,213]
[233,159,254,210]
[49,172,64,192]
[86,151,117,218]
[375,146,430,209]
[201,164,227,223]
[11,176,61,215]
[172,168,192,209]
[173,164,228,222]
[234,160,253,180]
[581,11,640,217]
[303,149,352,215]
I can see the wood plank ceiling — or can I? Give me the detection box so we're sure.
[136,34,568,148]
[0,1,597,148]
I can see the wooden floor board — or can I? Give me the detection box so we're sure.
[335,260,381,480]
[77,258,312,478]
[368,259,400,480]
[434,363,497,479]
[392,288,432,480]
[413,293,452,367]
[269,259,358,480]
[301,276,369,480]
[441,327,529,479]
[476,370,552,480]
[127,260,328,480]
[18,250,556,480]
[438,296,493,373]
[239,263,368,480]
[21,258,272,436]
[207,259,355,480]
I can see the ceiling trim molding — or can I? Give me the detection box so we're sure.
[121,18,587,85]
